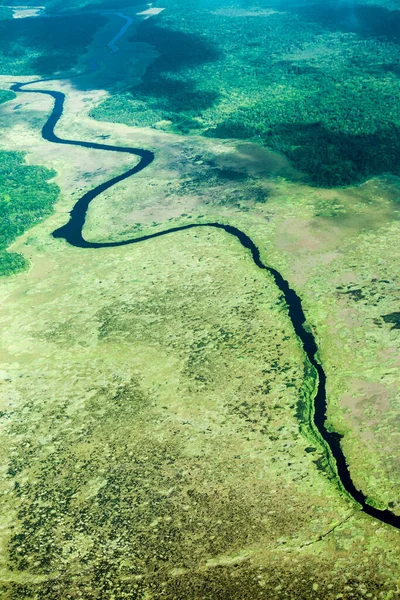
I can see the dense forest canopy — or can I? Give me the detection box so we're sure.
[90,0,400,186]
[0,151,58,276]
[0,12,106,74]
[1,0,400,185]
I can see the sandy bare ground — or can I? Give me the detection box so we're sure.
[137,6,165,18]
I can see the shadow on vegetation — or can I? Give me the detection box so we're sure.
[381,63,400,77]
[127,22,221,117]
[0,13,106,76]
[277,0,400,43]
[382,312,400,330]
[208,119,400,187]
[268,121,400,186]
[348,56,400,78]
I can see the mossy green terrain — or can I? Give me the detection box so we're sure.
[0,0,399,597]
[262,178,400,515]
[0,150,58,276]
[0,221,399,599]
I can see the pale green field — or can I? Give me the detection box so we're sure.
[0,3,399,597]
[0,217,399,598]
[81,121,400,517]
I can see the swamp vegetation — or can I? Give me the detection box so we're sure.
[0,1,399,597]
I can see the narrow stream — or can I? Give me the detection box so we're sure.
[10,79,400,530]
[102,12,134,54]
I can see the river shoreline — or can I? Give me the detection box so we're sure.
[11,78,400,530]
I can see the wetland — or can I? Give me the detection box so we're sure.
[0,1,399,598]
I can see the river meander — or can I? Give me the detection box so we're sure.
[10,13,400,530]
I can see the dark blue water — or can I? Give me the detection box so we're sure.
[11,80,400,530]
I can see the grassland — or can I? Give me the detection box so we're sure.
[0,210,399,599]
[0,1,399,597]
[255,175,400,515]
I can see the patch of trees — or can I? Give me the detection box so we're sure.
[92,0,400,186]
[0,90,15,105]
[0,13,106,76]
[0,151,58,276]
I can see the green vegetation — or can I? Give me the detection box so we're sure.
[91,0,400,186]
[82,120,400,515]
[0,13,106,75]
[283,1,400,42]
[1,0,400,595]
[0,89,14,105]
[1,224,399,598]
[0,6,12,20]
[0,151,58,275]
[308,222,400,511]
[258,172,400,513]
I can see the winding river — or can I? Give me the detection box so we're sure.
[10,37,400,531]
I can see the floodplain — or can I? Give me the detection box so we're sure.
[0,0,399,598]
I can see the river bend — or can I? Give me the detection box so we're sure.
[10,79,400,531]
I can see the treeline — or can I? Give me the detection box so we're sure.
[3,0,147,15]
[92,0,400,186]
[0,90,15,105]
[0,151,58,276]
[0,13,106,76]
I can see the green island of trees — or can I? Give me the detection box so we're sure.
[0,151,58,276]
[0,90,15,105]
